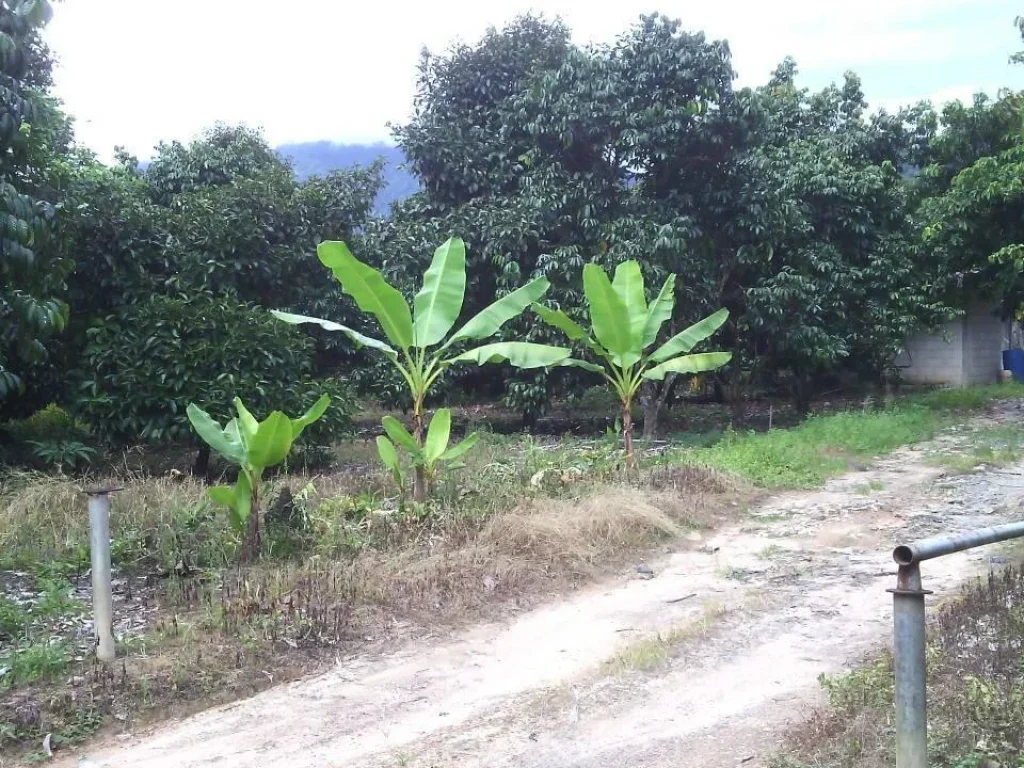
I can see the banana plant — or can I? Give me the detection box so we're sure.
[376,407,478,499]
[273,237,570,501]
[186,394,330,562]
[533,260,732,467]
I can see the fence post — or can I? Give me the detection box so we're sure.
[85,486,120,663]
[888,562,930,768]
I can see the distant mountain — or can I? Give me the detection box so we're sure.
[276,141,418,216]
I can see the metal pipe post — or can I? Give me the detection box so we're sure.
[86,488,117,663]
[889,563,930,768]
[893,519,1024,565]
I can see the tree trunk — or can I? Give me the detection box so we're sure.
[792,373,812,416]
[412,406,427,503]
[239,486,261,563]
[640,374,677,440]
[192,443,211,480]
[622,401,635,469]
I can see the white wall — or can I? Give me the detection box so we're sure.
[895,304,1006,387]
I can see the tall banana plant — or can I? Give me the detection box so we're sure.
[273,237,569,501]
[533,260,732,467]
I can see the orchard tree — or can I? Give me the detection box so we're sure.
[77,294,352,473]
[0,0,72,405]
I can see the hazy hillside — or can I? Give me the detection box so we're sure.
[276,141,418,215]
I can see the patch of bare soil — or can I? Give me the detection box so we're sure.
[57,404,1024,768]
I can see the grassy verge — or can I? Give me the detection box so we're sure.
[0,438,733,762]
[674,383,1024,488]
[774,564,1024,768]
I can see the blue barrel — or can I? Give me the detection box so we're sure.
[1003,349,1024,381]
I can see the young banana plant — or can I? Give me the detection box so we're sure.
[186,394,330,562]
[375,407,478,499]
[273,237,570,501]
[533,260,732,467]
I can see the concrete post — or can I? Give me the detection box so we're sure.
[85,487,119,663]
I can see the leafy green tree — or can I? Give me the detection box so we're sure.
[77,294,351,473]
[56,124,381,451]
[535,261,730,465]
[920,142,1024,313]
[0,0,72,404]
[275,237,569,500]
[144,124,284,204]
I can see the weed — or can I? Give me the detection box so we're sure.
[0,641,70,688]
[0,599,28,641]
[757,544,787,560]
[929,423,1024,474]
[602,602,726,675]
[852,479,887,495]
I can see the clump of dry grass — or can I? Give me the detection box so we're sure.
[602,601,728,675]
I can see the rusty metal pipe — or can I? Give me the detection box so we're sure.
[889,563,929,768]
[888,519,1024,768]
[893,520,1024,566]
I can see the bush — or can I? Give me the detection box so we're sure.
[76,294,354,445]
[0,405,94,469]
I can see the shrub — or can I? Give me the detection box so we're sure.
[76,294,353,446]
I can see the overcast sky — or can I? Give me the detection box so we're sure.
[44,0,1024,160]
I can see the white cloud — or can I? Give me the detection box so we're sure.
[41,0,1020,160]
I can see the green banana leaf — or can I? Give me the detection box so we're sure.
[382,415,420,453]
[582,264,635,364]
[208,485,236,509]
[532,303,588,341]
[556,357,606,374]
[424,408,452,464]
[271,310,398,360]
[440,432,480,462]
[291,394,331,440]
[644,351,733,380]
[449,277,551,343]
[642,275,676,349]
[316,241,414,350]
[449,341,571,369]
[233,472,252,528]
[233,397,260,446]
[414,237,466,347]
[376,436,401,474]
[612,261,648,347]
[246,411,294,470]
[186,404,245,464]
[649,308,730,363]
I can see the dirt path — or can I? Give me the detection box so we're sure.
[66,406,1024,768]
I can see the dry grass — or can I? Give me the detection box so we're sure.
[774,564,1024,768]
[0,457,739,761]
[601,600,728,675]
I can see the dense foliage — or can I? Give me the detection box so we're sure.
[3,5,1024,456]
[0,0,70,402]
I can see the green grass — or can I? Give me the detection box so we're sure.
[0,640,70,689]
[928,423,1024,474]
[676,384,1024,489]
[678,405,942,488]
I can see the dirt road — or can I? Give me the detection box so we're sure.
[68,408,1024,768]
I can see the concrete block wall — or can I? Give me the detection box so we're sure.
[962,305,1007,385]
[896,319,965,386]
[895,303,1007,387]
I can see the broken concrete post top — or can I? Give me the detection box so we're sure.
[83,485,124,496]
